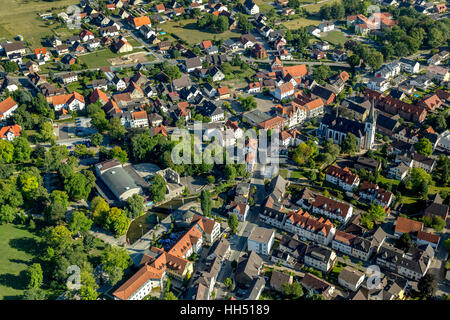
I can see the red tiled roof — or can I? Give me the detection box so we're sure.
[325,165,359,185]
[417,230,440,244]
[90,88,108,104]
[0,124,21,139]
[0,97,17,117]
[132,110,147,120]
[217,86,229,96]
[395,216,423,234]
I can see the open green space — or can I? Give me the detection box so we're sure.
[0,0,79,47]
[321,30,348,46]
[160,19,239,45]
[0,224,40,300]
[304,0,341,13]
[283,17,321,29]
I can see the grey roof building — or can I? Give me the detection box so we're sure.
[95,159,143,201]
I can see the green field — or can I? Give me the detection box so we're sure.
[160,19,239,45]
[78,47,148,68]
[0,224,40,300]
[254,0,274,12]
[0,0,79,47]
[321,30,348,46]
[283,17,321,29]
[304,0,341,13]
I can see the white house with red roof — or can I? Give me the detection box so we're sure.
[325,165,360,192]
[80,30,95,42]
[0,124,21,141]
[228,201,250,221]
[48,92,85,111]
[0,97,18,120]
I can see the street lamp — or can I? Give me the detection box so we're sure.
[139,224,143,238]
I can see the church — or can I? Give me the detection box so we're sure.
[318,101,376,151]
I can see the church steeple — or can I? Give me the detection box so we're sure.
[367,99,376,124]
[364,99,376,150]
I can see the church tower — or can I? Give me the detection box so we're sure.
[364,100,376,150]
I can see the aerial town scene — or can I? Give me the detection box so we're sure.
[0,0,449,304]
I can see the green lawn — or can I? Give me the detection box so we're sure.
[304,0,341,13]
[279,169,288,179]
[0,0,79,47]
[0,224,40,300]
[160,19,238,45]
[253,0,274,12]
[290,170,306,179]
[283,17,321,29]
[377,176,400,186]
[321,30,348,46]
[78,48,147,68]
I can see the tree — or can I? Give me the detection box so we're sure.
[415,138,432,156]
[396,232,412,252]
[40,121,56,142]
[108,146,128,164]
[2,60,19,73]
[432,216,446,232]
[69,211,93,235]
[206,175,215,184]
[23,288,46,300]
[293,141,317,166]
[237,13,253,32]
[26,263,43,289]
[313,64,331,82]
[238,95,257,111]
[228,213,239,234]
[365,50,383,71]
[407,168,432,193]
[65,171,95,201]
[46,202,66,225]
[106,207,129,236]
[225,164,236,181]
[224,277,232,289]
[341,133,358,154]
[0,204,17,224]
[282,281,304,299]
[108,117,126,141]
[74,144,88,158]
[50,190,69,210]
[163,291,178,300]
[13,137,31,163]
[324,139,340,160]
[0,140,14,163]
[348,54,360,68]
[90,196,110,225]
[148,174,167,203]
[102,246,131,285]
[44,225,73,253]
[125,194,145,219]
[79,270,98,300]
[90,133,103,146]
[418,274,437,298]
[200,190,212,216]
[217,15,229,33]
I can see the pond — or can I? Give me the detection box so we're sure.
[126,197,199,245]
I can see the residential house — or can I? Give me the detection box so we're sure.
[325,165,360,192]
[338,266,365,292]
[304,245,337,272]
[0,124,21,141]
[248,227,275,256]
[0,97,18,120]
[301,273,335,299]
